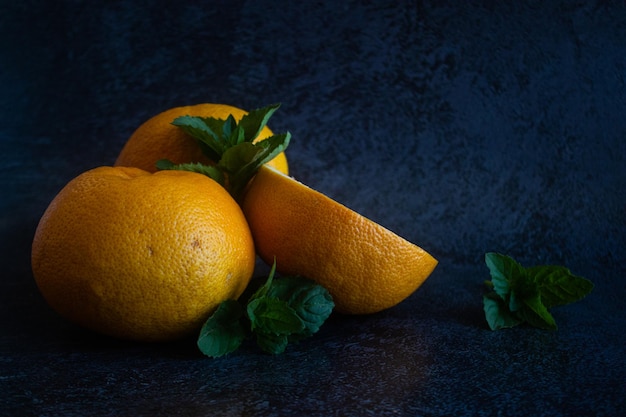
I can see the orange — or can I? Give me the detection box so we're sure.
[114,103,289,174]
[31,166,255,342]
[241,165,438,315]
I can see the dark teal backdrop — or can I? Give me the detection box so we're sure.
[1,1,624,416]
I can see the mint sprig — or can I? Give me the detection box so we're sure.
[197,261,334,357]
[158,103,290,201]
[482,252,593,331]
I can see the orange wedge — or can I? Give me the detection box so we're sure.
[241,165,438,314]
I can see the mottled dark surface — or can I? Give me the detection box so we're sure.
[1,1,625,416]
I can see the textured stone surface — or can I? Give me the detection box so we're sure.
[1,1,625,416]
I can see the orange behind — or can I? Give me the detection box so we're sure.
[114,103,289,174]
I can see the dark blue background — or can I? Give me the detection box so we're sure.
[1,1,625,416]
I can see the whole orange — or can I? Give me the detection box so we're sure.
[114,103,289,174]
[31,166,255,342]
[242,166,438,315]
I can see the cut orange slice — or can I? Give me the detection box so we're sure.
[242,166,438,314]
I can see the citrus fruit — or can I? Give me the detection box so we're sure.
[114,103,289,174]
[31,166,255,342]
[241,165,438,315]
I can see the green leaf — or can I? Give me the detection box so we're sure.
[197,300,247,358]
[221,115,237,144]
[507,289,524,313]
[266,276,334,336]
[518,293,558,330]
[527,265,594,308]
[156,159,225,186]
[218,142,265,176]
[155,159,176,170]
[219,133,291,201]
[246,261,304,337]
[198,116,232,148]
[484,252,525,299]
[508,273,538,312]
[238,103,281,142]
[483,292,523,330]
[171,116,223,161]
[247,297,305,335]
[253,132,291,166]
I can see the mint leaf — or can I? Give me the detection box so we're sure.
[171,116,223,161]
[247,297,305,335]
[218,142,266,196]
[484,252,524,299]
[483,292,523,330]
[218,133,291,200]
[527,265,594,308]
[249,132,291,167]
[221,115,238,144]
[156,159,226,186]
[238,104,281,142]
[197,300,247,358]
[482,253,593,331]
[219,142,264,174]
[266,276,334,336]
[518,293,558,330]
[484,252,532,314]
[247,261,306,337]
